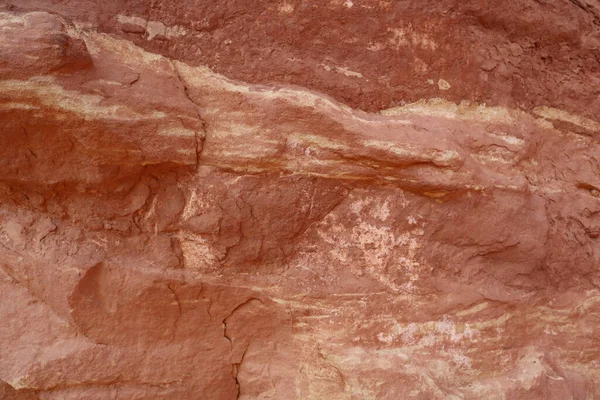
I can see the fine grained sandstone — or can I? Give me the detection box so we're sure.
[0,1,599,399]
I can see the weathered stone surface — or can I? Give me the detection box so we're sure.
[0,3,599,399]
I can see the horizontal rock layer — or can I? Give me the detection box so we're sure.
[0,4,599,400]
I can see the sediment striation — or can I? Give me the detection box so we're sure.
[1,2,600,399]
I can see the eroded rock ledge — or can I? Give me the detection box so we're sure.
[1,8,599,400]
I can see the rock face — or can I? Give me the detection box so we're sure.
[0,2,599,399]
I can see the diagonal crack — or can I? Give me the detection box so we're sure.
[166,283,182,343]
[170,60,206,169]
[221,297,263,347]
[568,0,600,24]
[221,298,263,398]
[232,345,248,400]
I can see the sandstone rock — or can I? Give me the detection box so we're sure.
[0,3,599,399]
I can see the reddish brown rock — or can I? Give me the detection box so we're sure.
[0,3,599,399]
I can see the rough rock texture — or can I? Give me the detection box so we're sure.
[1,2,600,399]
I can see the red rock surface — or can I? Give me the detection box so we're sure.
[0,2,599,399]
